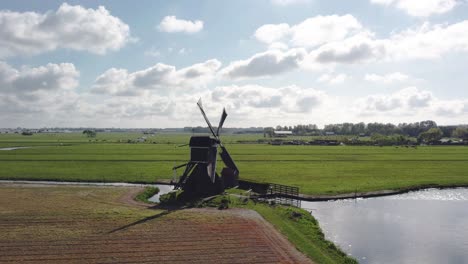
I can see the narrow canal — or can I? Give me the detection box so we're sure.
[302,188,468,264]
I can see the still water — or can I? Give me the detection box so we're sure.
[148,184,174,203]
[302,188,468,264]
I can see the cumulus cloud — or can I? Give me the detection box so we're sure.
[302,19,468,67]
[253,13,468,70]
[370,0,458,17]
[356,87,434,114]
[254,15,363,47]
[210,84,327,114]
[0,61,80,118]
[304,31,386,65]
[158,16,203,33]
[0,3,131,57]
[434,100,468,116]
[317,73,348,84]
[92,59,221,96]
[365,72,409,83]
[221,49,306,79]
[90,95,175,119]
[255,23,290,44]
[384,21,468,60]
[0,61,79,94]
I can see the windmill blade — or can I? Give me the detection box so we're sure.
[207,160,217,183]
[216,108,228,137]
[197,98,217,139]
[219,145,238,175]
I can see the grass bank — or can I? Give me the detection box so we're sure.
[135,186,160,203]
[201,194,357,264]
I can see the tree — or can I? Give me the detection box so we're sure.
[452,127,468,141]
[83,129,96,138]
[418,127,443,143]
[264,127,274,138]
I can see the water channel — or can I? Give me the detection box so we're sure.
[0,147,31,151]
[0,180,174,203]
[301,188,468,264]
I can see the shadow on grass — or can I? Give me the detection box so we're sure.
[108,205,185,234]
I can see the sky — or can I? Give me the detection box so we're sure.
[1,0,468,128]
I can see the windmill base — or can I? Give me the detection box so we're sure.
[181,167,239,197]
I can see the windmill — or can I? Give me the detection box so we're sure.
[173,99,239,196]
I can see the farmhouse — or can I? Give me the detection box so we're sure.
[273,130,293,137]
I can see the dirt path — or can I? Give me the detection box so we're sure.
[0,185,312,263]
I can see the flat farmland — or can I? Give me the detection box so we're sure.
[0,185,311,264]
[1,133,467,195]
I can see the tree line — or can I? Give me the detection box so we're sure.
[265,120,468,144]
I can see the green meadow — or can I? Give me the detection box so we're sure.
[1,132,467,195]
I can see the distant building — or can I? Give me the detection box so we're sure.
[137,137,147,143]
[325,132,335,136]
[273,131,293,137]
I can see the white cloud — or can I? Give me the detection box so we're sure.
[254,23,290,44]
[271,0,311,5]
[254,15,363,47]
[92,59,221,96]
[356,87,434,114]
[384,21,468,60]
[304,20,468,66]
[434,100,468,116]
[0,61,79,94]
[254,14,468,69]
[211,84,328,114]
[158,16,203,33]
[370,0,458,17]
[91,95,175,119]
[0,3,131,57]
[0,61,80,118]
[317,73,348,84]
[365,72,409,83]
[221,49,306,79]
[307,31,386,65]
[268,42,289,50]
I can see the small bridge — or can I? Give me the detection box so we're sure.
[238,180,301,207]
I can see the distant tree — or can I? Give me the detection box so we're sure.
[452,127,468,140]
[264,127,274,138]
[418,127,443,143]
[83,130,96,138]
[439,125,458,137]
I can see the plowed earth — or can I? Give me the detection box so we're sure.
[0,184,311,264]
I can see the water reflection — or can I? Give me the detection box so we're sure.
[302,188,468,264]
[148,184,174,203]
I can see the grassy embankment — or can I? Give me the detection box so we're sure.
[198,193,357,264]
[1,132,467,195]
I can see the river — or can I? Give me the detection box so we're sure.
[301,188,468,264]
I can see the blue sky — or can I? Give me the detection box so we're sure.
[1,0,467,128]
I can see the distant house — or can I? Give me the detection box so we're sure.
[136,136,147,143]
[325,132,335,136]
[273,131,293,137]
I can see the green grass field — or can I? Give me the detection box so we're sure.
[1,132,467,195]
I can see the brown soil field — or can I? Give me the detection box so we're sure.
[0,184,312,263]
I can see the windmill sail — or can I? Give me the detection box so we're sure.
[216,108,227,137]
[197,99,217,138]
[220,146,238,175]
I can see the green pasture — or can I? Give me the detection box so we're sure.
[0,133,467,195]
